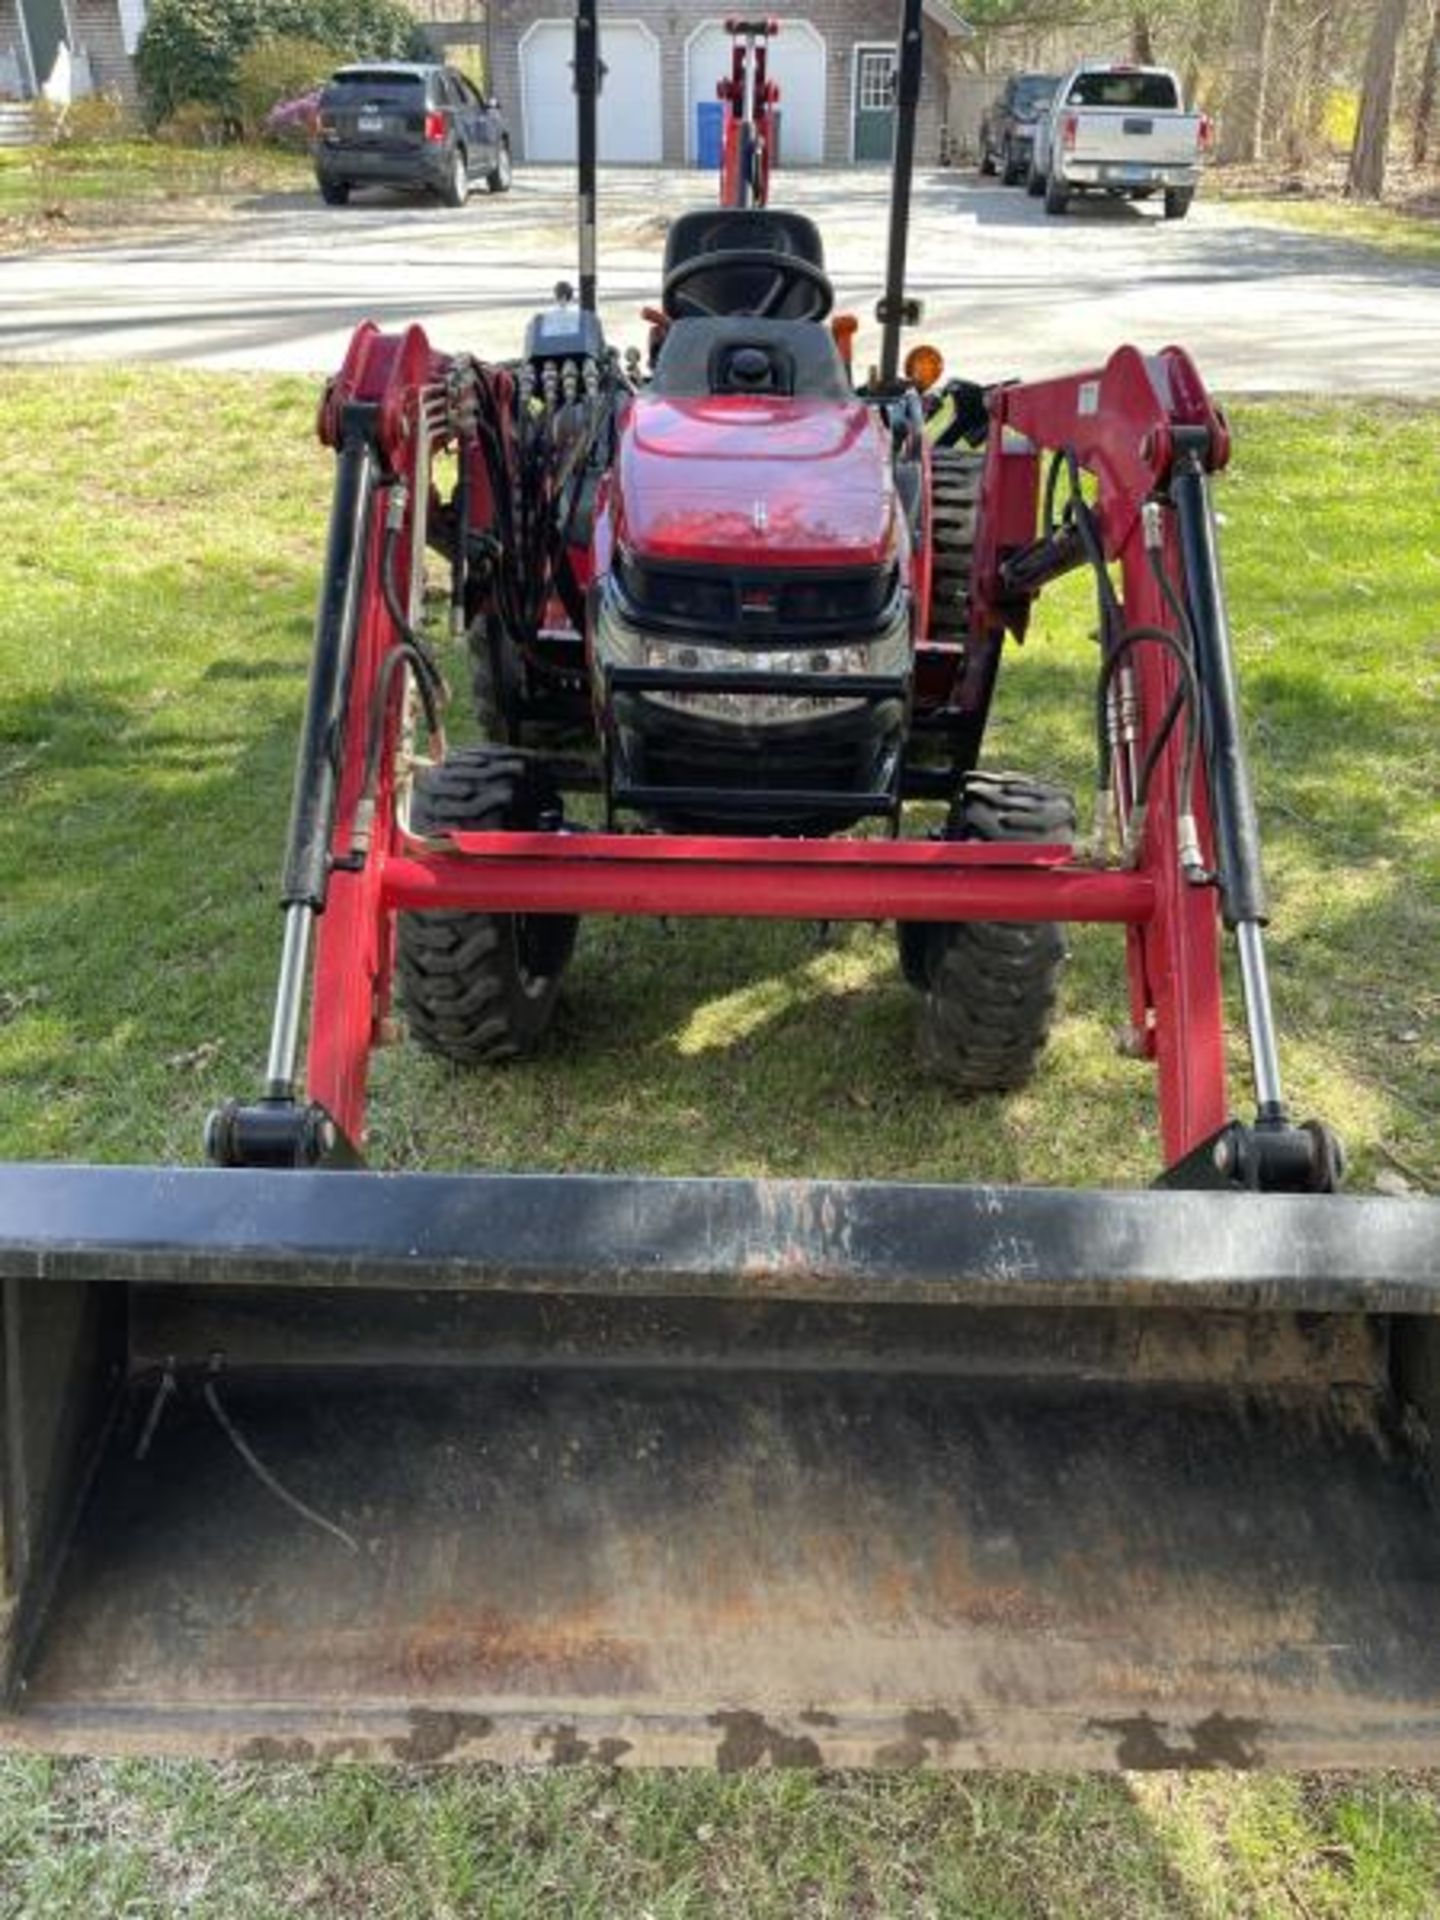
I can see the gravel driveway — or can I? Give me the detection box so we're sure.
[2,165,1438,393]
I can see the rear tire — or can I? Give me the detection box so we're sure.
[979,146,997,177]
[1025,161,1045,197]
[487,143,512,193]
[397,749,578,1064]
[1001,142,1024,187]
[911,772,1075,1092]
[319,180,349,206]
[1164,187,1194,221]
[1044,173,1069,216]
[442,149,469,208]
[927,446,984,645]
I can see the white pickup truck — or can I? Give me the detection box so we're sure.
[1030,61,1211,221]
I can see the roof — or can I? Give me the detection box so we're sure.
[329,62,445,79]
[921,0,975,36]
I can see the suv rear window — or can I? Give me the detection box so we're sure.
[329,70,425,91]
[1012,77,1057,111]
[1068,71,1179,110]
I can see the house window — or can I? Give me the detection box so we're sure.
[858,49,894,113]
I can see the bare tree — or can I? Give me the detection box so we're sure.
[1131,10,1157,61]
[1218,0,1280,162]
[1347,0,1410,195]
[1415,0,1439,161]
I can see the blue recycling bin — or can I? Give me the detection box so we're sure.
[696,101,723,170]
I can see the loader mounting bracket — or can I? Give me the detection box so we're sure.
[1158,1119,1344,1194]
[204,1099,362,1171]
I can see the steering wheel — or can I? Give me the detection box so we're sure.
[662,248,835,323]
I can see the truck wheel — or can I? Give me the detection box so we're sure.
[979,145,997,177]
[1164,187,1194,221]
[398,749,578,1064]
[319,180,349,207]
[1025,162,1045,198]
[487,143,512,193]
[442,149,469,208]
[912,772,1076,1092]
[1001,143,1024,187]
[1044,174,1069,216]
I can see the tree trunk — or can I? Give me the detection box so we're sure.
[1182,4,1226,112]
[1132,11,1156,63]
[1415,2,1439,162]
[1347,0,1410,197]
[1218,0,1279,163]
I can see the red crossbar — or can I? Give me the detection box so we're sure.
[380,832,1155,922]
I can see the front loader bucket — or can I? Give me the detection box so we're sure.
[3,1165,1439,1769]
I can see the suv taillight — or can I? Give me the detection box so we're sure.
[1061,112,1078,150]
[423,110,446,143]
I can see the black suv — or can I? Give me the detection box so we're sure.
[314,63,512,207]
[978,72,1059,186]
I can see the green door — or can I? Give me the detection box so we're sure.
[853,45,896,161]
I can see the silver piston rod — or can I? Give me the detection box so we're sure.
[1170,443,1288,1123]
[263,421,377,1103]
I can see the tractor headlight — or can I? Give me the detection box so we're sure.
[594,590,910,725]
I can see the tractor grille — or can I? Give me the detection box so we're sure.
[635,720,884,795]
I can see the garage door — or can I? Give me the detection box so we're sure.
[685,21,826,165]
[521,19,662,162]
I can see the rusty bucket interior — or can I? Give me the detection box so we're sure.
[3,1165,1440,1769]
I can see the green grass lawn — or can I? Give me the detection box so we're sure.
[0,369,1438,1914]
[1215,190,1440,261]
[0,140,309,234]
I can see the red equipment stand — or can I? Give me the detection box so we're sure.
[718,17,780,207]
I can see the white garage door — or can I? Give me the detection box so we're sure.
[521,19,662,163]
[685,20,826,165]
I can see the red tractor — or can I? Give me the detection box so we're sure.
[211,0,1331,1190]
[2,0,1436,1771]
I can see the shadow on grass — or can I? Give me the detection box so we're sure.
[0,515,1431,1186]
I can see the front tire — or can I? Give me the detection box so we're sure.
[442,149,469,208]
[318,179,349,206]
[1164,187,1194,220]
[487,142,512,193]
[397,749,578,1064]
[909,772,1075,1092]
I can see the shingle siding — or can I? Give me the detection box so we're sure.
[72,0,138,102]
[492,0,952,166]
[1,0,31,93]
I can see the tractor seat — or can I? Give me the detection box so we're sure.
[661,208,828,320]
[650,316,851,401]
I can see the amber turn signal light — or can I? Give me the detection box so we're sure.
[904,344,944,392]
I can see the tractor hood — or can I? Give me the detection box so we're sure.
[613,395,898,571]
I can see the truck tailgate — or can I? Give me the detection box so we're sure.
[1071,109,1202,167]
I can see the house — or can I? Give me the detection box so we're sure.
[486,0,969,168]
[0,0,971,162]
[0,0,143,103]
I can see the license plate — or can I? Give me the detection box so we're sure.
[1119,163,1149,181]
[357,112,383,134]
